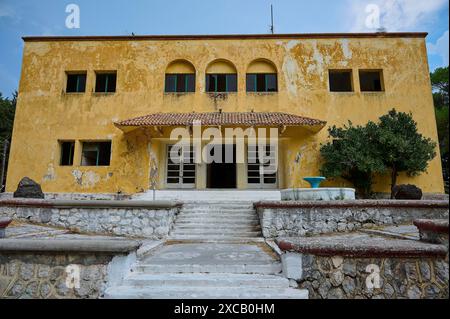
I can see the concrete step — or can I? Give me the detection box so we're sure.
[173,225,261,231]
[179,212,257,217]
[166,238,266,243]
[177,215,259,221]
[171,230,262,237]
[175,219,260,228]
[182,209,255,213]
[123,273,290,288]
[104,286,308,299]
[175,220,261,227]
[135,262,282,274]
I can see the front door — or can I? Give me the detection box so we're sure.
[247,144,278,189]
[206,144,237,189]
[166,145,196,189]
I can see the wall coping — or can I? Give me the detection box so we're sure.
[22,32,428,42]
[0,199,182,209]
[277,237,448,258]
[0,239,141,253]
[414,219,449,234]
[255,200,449,209]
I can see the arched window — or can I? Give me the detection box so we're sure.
[165,60,196,93]
[205,59,237,93]
[246,59,278,92]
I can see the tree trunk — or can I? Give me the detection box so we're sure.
[390,165,398,199]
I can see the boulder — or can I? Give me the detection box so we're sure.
[392,184,423,200]
[13,177,44,199]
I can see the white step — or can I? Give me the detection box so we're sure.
[104,286,308,299]
[177,215,259,221]
[181,212,256,216]
[182,208,255,213]
[123,273,290,288]
[135,262,282,274]
[173,225,261,231]
[175,221,260,227]
[171,230,261,237]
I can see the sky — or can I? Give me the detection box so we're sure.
[0,0,448,98]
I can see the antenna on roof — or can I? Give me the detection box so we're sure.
[270,4,274,34]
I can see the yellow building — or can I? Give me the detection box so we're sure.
[6,33,445,196]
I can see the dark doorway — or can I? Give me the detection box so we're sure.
[207,144,237,189]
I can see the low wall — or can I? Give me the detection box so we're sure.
[0,199,181,239]
[278,237,449,299]
[0,239,140,299]
[256,200,449,238]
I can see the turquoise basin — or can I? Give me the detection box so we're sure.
[303,177,326,189]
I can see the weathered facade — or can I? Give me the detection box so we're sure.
[6,33,444,195]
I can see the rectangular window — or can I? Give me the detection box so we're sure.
[165,74,195,93]
[59,141,75,166]
[95,72,117,93]
[329,70,353,92]
[359,70,384,92]
[206,74,237,93]
[81,141,111,166]
[246,74,278,92]
[66,73,86,93]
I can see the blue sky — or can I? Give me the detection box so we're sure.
[0,0,448,98]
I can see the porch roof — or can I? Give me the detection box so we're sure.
[114,112,327,129]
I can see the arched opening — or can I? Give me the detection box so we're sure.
[205,59,238,93]
[246,59,278,92]
[165,60,196,93]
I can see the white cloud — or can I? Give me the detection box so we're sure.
[347,0,448,32]
[428,30,450,67]
[0,3,15,18]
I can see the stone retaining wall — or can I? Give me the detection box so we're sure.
[0,253,116,299]
[298,255,448,299]
[278,237,449,299]
[0,199,181,239]
[256,200,449,238]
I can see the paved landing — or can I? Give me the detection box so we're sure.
[141,243,277,266]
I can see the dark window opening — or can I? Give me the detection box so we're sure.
[246,74,278,92]
[95,72,117,93]
[165,74,195,93]
[81,142,111,166]
[329,70,353,92]
[359,70,383,92]
[206,74,237,93]
[60,141,75,166]
[66,73,86,93]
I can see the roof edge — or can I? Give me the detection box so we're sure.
[22,32,428,42]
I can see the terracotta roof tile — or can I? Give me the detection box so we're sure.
[115,112,326,127]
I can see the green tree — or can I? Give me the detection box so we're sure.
[377,109,437,197]
[320,109,437,198]
[0,91,17,190]
[430,66,449,193]
[320,121,385,197]
[431,66,449,108]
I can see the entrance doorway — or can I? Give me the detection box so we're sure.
[206,144,237,189]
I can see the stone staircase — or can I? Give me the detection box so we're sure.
[169,201,263,241]
[104,242,308,299]
[104,201,308,299]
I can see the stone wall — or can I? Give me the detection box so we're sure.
[299,255,449,299]
[256,201,449,238]
[0,253,116,299]
[0,199,180,239]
